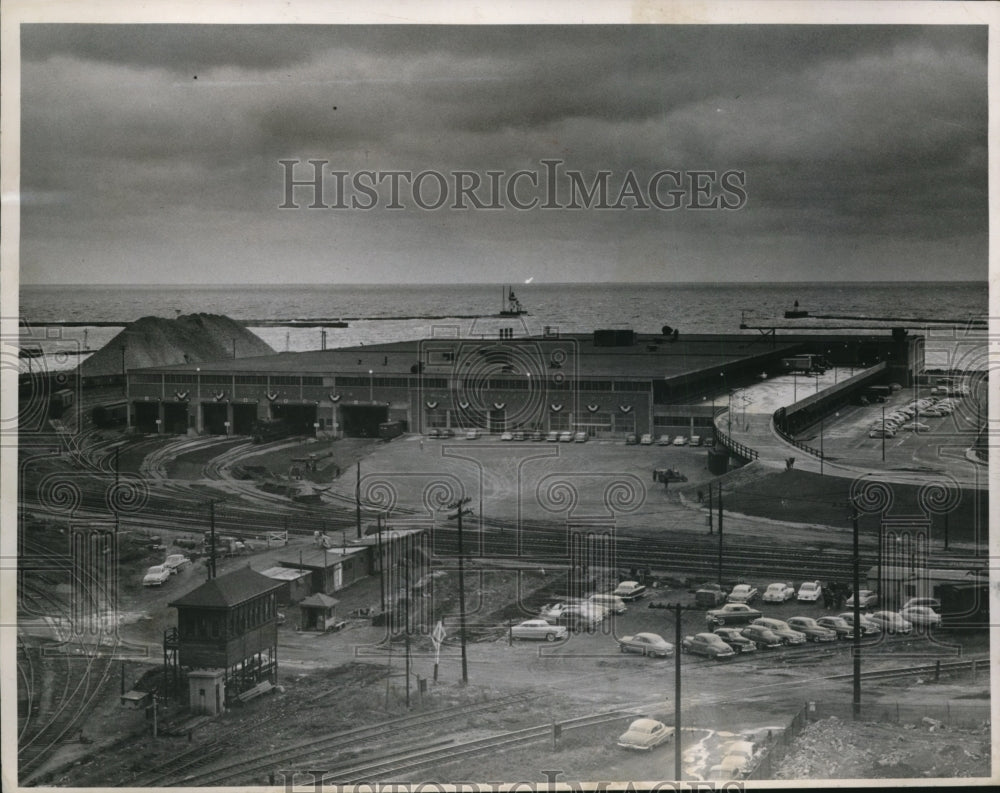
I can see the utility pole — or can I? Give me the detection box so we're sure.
[851,503,862,720]
[446,497,472,685]
[673,603,682,781]
[376,513,385,611]
[355,461,362,539]
[404,559,411,709]
[707,482,713,534]
[881,403,886,462]
[207,501,219,580]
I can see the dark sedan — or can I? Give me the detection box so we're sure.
[706,603,763,626]
[713,627,757,654]
[816,616,855,639]
[740,624,783,649]
[786,616,838,643]
[681,633,737,659]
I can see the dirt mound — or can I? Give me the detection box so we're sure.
[80,314,274,376]
[774,715,991,780]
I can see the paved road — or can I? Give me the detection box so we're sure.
[716,369,986,488]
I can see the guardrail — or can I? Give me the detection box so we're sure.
[772,412,824,460]
[713,426,759,461]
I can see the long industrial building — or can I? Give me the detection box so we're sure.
[124,328,923,440]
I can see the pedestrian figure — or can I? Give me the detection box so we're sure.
[822,586,831,609]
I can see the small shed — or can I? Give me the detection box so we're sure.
[299,593,341,632]
[260,566,312,605]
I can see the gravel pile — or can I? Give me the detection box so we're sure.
[80,313,274,376]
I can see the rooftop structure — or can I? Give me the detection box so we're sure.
[126,328,923,440]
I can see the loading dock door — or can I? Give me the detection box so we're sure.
[271,403,319,435]
[231,404,258,435]
[340,404,388,437]
[134,402,159,433]
[202,403,228,435]
[163,403,189,434]
[489,408,506,433]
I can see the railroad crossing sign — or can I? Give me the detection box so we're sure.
[431,620,446,680]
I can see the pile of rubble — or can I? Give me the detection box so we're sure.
[774,715,991,780]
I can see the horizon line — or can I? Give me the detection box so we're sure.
[20,279,989,288]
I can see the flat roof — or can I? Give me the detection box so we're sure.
[279,547,366,569]
[260,566,312,582]
[133,332,814,381]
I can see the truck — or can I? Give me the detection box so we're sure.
[378,420,405,440]
[781,354,827,374]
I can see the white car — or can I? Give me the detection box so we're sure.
[657,435,672,445]
[163,554,191,574]
[500,432,514,441]
[465,429,480,440]
[899,605,941,629]
[796,581,822,602]
[510,619,568,642]
[689,435,702,447]
[574,432,588,443]
[558,431,573,442]
[613,581,647,601]
[546,431,560,442]
[617,718,673,750]
[727,584,759,604]
[672,435,687,446]
[762,582,795,603]
[640,434,653,445]
[142,565,171,587]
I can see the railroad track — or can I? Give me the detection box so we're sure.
[278,709,640,785]
[158,694,535,787]
[828,656,987,682]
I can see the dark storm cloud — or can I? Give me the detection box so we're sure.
[18,23,988,283]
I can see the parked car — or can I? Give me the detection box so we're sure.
[689,435,702,447]
[555,604,607,631]
[500,431,514,441]
[546,431,560,442]
[846,590,878,608]
[440,427,455,438]
[640,434,653,445]
[163,554,191,574]
[762,582,795,603]
[426,428,441,438]
[614,581,647,601]
[901,597,941,611]
[619,632,673,657]
[538,602,574,620]
[530,430,545,441]
[727,584,759,604]
[837,612,882,636]
[574,431,588,443]
[558,431,573,442]
[617,718,673,750]
[511,619,568,642]
[625,434,638,445]
[465,428,480,440]
[713,627,757,654]
[796,581,822,602]
[657,435,672,445]
[816,615,855,639]
[682,633,737,659]
[695,582,728,607]
[867,611,913,634]
[786,616,838,642]
[899,605,941,629]
[739,624,784,649]
[706,603,763,626]
[589,593,626,614]
[750,617,807,645]
[142,565,171,587]
[672,435,687,446]
[511,430,525,441]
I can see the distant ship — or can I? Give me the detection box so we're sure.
[784,300,809,319]
[499,285,527,317]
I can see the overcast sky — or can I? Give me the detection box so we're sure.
[18,24,988,285]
